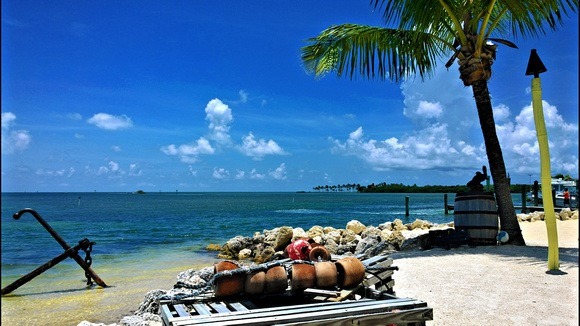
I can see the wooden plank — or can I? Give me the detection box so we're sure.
[169,298,428,325]
[303,288,340,298]
[227,302,249,312]
[174,304,190,317]
[191,303,212,316]
[208,302,231,314]
[160,304,175,326]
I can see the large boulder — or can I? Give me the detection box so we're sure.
[346,220,366,235]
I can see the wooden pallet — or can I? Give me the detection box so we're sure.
[160,255,432,326]
[162,297,432,325]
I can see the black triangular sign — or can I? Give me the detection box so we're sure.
[525,49,547,76]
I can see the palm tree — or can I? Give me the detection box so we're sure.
[301,0,577,245]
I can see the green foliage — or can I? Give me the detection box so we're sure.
[312,182,535,194]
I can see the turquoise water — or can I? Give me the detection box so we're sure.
[1,192,522,325]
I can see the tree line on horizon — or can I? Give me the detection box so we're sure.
[310,180,577,194]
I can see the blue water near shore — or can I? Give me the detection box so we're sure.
[0,191,524,325]
[1,192,458,268]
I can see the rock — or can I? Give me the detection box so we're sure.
[346,220,366,235]
[385,230,406,250]
[176,266,213,286]
[119,313,162,326]
[238,248,252,260]
[361,226,381,238]
[380,229,393,241]
[323,226,338,234]
[322,237,339,254]
[263,226,293,250]
[340,229,358,245]
[354,234,379,256]
[205,243,222,251]
[220,236,253,259]
[325,230,342,243]
[253,245,276,263]
[77,321,116,326]
[307,225,324,238]
[408,219,433,230]
[391,219,406,231]
[291,227,308,241]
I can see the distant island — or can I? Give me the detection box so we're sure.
[134,190,146,194]
[310,182,533,194]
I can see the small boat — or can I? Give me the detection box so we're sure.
[527,178,577,207]
[160,255,433,326]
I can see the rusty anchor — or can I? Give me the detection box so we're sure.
[1,208,108,295]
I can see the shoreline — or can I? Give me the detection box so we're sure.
[79,214,578,326]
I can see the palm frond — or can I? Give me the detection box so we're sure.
[301,24,448,82]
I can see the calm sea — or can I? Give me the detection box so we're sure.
[1,192,523,325]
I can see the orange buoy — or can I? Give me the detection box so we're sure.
[265,265,287,294]
[309,245,331,261]
[291,263,316,293]
[335,257,365,288]
[244,270,266,295]
[314,261,337,288]
[213,260,244,297]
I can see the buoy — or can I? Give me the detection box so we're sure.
[309,245,331,261]
[286,239,311,260]
[291,263,316,293]
[314,261,337,288]
[213,260,244,297]
[265,265,287,294]
[244,270,266,295]
[335,257,365,288]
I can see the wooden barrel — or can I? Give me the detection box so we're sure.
[454,192,499,245]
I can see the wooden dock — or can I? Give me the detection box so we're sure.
[446,205,568,213]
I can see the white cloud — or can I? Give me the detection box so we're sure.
[239,90,248,103]
[108,161,120,172]
[205,98,233,144]
[212,167,230,179]
[129,164,143,176]
[68,113,82,120]
[87,113,133,130]
[2,112,16,129]
[161,137,215,163]
[269,163,287,180]
[494,100,579,175]
[235,170,245,179]
[414,100,444,119]
[331,69,578,178]
[249,168,266,180]
[1,112,32,153]
[111,145,121,152]
[188,165,198,176]
[239,132,286,160]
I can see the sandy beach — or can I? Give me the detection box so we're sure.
[390,219,579,325]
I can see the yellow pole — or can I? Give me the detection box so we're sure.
[531,77,559,270]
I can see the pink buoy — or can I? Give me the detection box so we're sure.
[285,239,311,260]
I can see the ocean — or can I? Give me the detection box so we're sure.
[1,192,524,325]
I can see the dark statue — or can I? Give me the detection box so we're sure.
[466,166,488,191]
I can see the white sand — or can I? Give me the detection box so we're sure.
[390,219,579,325]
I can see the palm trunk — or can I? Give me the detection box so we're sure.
[472,80,526,245]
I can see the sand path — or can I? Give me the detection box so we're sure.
[390,219,579,325]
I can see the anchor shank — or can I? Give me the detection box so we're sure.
[2,245,80,295]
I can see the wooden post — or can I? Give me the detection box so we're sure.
[521,186,528,213]
[533,181,539,206]
[405,196,410,217]
[444,194,449,215]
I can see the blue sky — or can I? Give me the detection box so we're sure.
[2,1,578,192]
